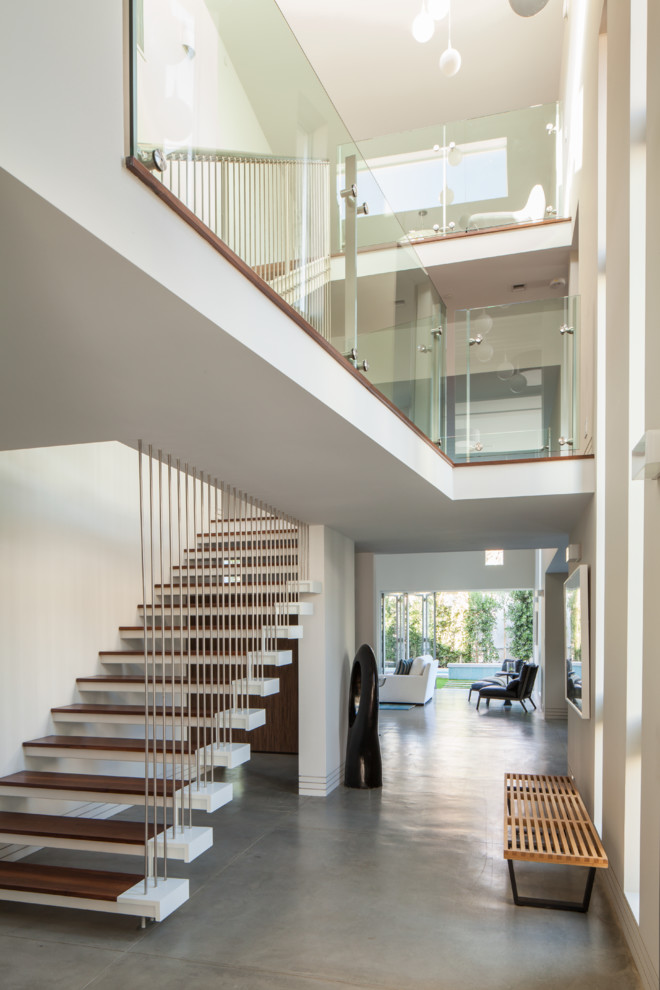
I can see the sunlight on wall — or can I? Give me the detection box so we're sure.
[623,0,648,921]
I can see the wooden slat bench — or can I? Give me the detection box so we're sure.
[504,773,608,912]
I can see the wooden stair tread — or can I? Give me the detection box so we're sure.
[52,703,157,715]
[24,735,194,755]
[99,650,250,657]
[0,861,143,901]
[77,675,251,687]
[52,703,224,716]
[0,771,188,795]
[118,622,294,630]
[0,811,160,845]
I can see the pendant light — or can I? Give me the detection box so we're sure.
[509,0,550,15]
[428,0,450,20]
[439,1,461,77]
[412,1,435,43]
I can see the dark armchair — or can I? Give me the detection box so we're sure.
[468,659,524,702]
[476,663,538,712]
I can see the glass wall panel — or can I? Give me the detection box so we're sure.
[354,103,562,246]
[446,296,579,461]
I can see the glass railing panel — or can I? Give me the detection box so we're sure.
[357,313,444,441]
[446,296,580,462]
[131,0,443,375]
[351,103,562,247]
[444,104,560,233]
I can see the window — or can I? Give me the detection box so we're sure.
[341,138,508,219]
[485,550,504,566]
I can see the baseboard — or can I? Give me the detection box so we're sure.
[602,867,659,990]
[543,706,568,720]
[0,801,126,863]
[299,762,344,797]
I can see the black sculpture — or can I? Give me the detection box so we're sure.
[344,644,382,789]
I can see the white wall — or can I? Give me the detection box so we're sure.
[373,549,535,595]
[533,548,568,721]
[0,442,142,847]
[564,2,660,987]
[354,552,375,651]
[298,525,354,796]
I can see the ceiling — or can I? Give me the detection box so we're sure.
[274,0,566,141]
[428,244,571,311]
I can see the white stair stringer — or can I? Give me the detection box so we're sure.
[0,779,232,814]
[75,676,280,697]
[23,740,251,770]
[0,822,212,864]
[51,707,265,734]
[226,708,267,731]
[0,876,190,923]
[98,649,293,667]
[119,625,302,644]
[139,601,313,618]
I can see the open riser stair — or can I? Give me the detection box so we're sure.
[0,445,318,922]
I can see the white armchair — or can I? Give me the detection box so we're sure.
[466,184,546,231]
[379,656,438,705]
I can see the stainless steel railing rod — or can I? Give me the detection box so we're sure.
[158,450,168,879]
[138,442,149,891]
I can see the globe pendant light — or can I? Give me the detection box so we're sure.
[509,0,550,15]
[428,0,450,20]
[412,1,435,43]
[439,1,461,77]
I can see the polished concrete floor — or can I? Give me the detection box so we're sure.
[0,690,643,990]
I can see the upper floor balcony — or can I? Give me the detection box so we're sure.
[128,0,586,466]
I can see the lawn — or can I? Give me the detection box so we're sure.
[435,677,476,690]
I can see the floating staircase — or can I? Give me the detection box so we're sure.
[0,461,318,923]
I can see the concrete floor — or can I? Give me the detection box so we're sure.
[0,690,643,990]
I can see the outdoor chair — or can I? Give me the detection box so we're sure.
[476,663,538,712]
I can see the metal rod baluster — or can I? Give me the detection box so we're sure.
[184,467,192,828]
[138,442,149,891]
[167,455,177,838]
[241,493,248,714]
[213,481,221,763]
[231,488,239,723]
[205,475,212,775]
[176,459,184,835]
[157,451,168,879]
[148,446,158,884]
[200,472,208,784]
[250,496,261,683]
[192,469,200,791]
[223,485,231,748]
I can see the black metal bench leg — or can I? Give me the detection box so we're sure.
[507,861,597,912]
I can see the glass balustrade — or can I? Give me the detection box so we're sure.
[129,2,579,467]
[351,103,563,248]
[129,0,442,370]
[356,313,445,443]
[444,296,579,462]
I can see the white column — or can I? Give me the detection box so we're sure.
[298,525,355,796]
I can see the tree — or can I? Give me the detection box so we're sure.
[506,590,534,661]
[463,593,500,662]
[434,591,468,663]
